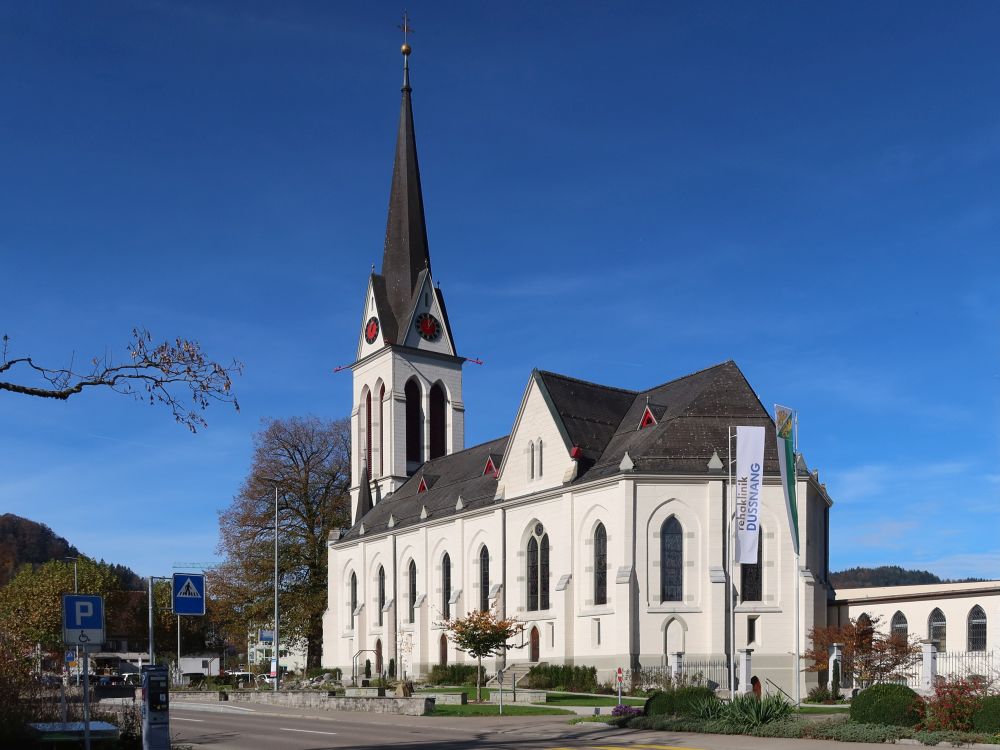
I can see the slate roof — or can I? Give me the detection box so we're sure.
[339,360,809,544]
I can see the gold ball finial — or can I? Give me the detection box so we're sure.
[401,42,411,56]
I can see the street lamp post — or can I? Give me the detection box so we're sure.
[274,485,280,693]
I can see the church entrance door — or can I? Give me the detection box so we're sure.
[529,626,539,662]
[439,634,448,666]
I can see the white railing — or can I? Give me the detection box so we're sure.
[937,650,998,682]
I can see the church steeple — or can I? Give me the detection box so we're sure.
[381,40,430,332]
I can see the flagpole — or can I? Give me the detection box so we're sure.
[793,412,801,706]
[727,426,736,697]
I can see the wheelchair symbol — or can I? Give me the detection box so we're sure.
[78,631,90,643]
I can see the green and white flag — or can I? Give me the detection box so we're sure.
[775,405,799,555]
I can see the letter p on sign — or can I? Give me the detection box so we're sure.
[75,601,93,622]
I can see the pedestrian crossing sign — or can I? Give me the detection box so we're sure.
[172,573,206,615]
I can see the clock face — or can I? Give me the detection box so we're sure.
[415,312,442,341]
[364,316,380,344]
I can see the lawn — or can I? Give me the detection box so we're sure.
[429,703,574,716]
[796,705,851,714]
[419,686,491,700]
[543,692,645,707]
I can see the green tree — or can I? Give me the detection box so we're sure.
[0,557,121,651]
[441,607,525,702]
[215,416,351,668]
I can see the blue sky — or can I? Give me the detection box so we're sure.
[1,1,998,580]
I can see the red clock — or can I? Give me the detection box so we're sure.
[415,312,442,341]
[364,316,380,344]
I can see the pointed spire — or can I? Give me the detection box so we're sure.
[381,34,430,329]
[354,464,373,525]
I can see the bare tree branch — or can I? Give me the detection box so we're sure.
[0,329,243,432]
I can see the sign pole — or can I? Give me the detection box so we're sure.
[177,615,181,684]
[148,577,155,665]
[82,647,91,750]
[617,666,622,705]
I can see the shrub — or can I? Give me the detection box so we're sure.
[719,693,793,729]
[923,676,988,732]
[690,696,724,720]
[388,658,396,679]
[806,685,831,703]
[523,664,597,692]
[644,685,716,716]
[808,720,911,743]
[610,704,643,719]
[972,694,1000,733]
[427,664,484,686]
[850,683,923,727]
[332,667,343,681]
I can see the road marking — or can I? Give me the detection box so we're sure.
[280,728,338,735]
[172,717,204,722]
[589,746,706,750]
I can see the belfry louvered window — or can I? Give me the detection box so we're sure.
[594,523,607,606]
[660,517,683,602]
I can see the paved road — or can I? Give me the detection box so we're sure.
[169,701,892,750]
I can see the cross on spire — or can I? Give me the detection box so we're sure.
[398,10,413,46]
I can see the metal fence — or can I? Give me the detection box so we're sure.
[937,650,998,681]
[624,658,730,692]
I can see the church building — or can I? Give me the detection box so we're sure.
[322,45,836,697]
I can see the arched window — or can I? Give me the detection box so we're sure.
[377,566,385,627]
[528,441,535,480]
[660,517,683,602]
[479,546,490,612]
[408,560,417,623]
[365,390,372,478]
[537,439,543,477]
[740,525,763,602]
[526,524,550,611]
[404,379,422,470]
[891,611,908,641]
[968,605,987,652]
[929,608,947,653]
[429,382,446,460]
[349,572,358,630]
[378,383,385,476]
[594,523,607,606]
[441,553,451,619]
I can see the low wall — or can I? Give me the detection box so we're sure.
[487,689,546,704]
[420,691,467,705]
[219,691,433,715]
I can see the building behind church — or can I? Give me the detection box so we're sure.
[321,45,841,698]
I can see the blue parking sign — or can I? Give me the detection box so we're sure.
[172,573,206,615]
[63,594,105,647]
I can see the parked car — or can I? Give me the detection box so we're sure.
[222,671,257,688]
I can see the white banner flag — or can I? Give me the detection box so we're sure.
[735,425,765,564]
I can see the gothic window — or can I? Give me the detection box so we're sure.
[378,383,385,476]
[441,553,451,619]
[740,526,763,603]
[528,441,535,480]
[968,605,987,652]
[408,560,417,624]
[479,546,490,612]
[377,566,385,626]
[405,379,422,470]
[660,517,683,603]
[526,524,550,611]
[929,608,947,653]
[537,439,543,477]
[365,390,372,478]
[349,571,357,630]
[891,611,908,640]
[429,382,446,460]
[594,523,607,606]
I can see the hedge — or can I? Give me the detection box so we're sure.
[973,694,1000,733]
[849,683,923,727]
[522,664,597,692]
[643,686,716,717]
[427,664,484,686]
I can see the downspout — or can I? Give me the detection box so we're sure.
[392,533,398,675]
[501,506,507,665]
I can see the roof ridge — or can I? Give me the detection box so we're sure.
[536,369,638,395]
[638,359,736,394]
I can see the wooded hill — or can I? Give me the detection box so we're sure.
[0,514,143,589]
[831,565,986,588]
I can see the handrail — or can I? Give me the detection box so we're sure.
[764,677,794,702]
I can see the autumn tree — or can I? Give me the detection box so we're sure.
[441,607,525,702]
[0,329,242,431]
[214,416,351,668]
[803,615,920,689]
